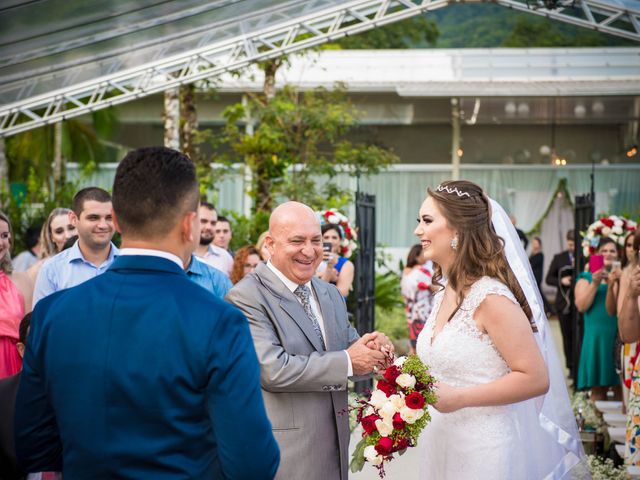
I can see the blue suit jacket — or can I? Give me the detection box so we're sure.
[15,255,279,479]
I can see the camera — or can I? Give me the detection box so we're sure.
[322,242,332,253]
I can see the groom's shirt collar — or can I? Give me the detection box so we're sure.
[119,248,183,269]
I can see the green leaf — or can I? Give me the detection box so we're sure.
[349,437,368,473]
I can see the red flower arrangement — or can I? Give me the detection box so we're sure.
[350,355,437,478]
[317,209,358,258]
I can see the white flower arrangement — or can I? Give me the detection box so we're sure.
[581,215,637,258]
[317,209,358,258]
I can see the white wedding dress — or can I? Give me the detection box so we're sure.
[416,276,534,480]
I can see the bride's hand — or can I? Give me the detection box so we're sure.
[433,382,463,413]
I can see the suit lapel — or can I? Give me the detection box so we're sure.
[254,263,325,352]
[312,278,339,351]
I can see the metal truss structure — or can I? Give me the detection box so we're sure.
[1,0,639,138]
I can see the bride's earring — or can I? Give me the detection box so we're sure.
[450,235,459,251]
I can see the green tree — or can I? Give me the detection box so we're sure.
[203,82,398,214]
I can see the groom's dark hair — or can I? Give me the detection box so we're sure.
[112,147,198,238]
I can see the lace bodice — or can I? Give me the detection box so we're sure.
[416,277,517,388]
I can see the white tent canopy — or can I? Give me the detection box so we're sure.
[1,0,639,138]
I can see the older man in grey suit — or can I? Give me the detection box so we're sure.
[226,201,390,480]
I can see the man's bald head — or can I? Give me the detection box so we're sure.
[269,202,318,234]
[266,202,323,284]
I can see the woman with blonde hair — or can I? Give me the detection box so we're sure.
[0,211,33,378]
[414,180,585,479]
[26,207,76,284]
[255,231,270,262]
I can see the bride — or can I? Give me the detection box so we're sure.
[415,180,588,479]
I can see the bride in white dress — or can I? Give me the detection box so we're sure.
[415,180,588,479]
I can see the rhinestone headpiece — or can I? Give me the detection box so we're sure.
[435,184,471,198]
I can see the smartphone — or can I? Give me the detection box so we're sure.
[322,242,332,253]
[608,260,622,273]
[589,254,604,273]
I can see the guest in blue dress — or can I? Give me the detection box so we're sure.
[316,224,354,298]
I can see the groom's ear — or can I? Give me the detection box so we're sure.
[180,211,198,244]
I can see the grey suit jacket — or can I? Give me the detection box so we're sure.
[226,262,359,480]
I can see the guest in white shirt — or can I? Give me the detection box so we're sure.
[194,202,233,277]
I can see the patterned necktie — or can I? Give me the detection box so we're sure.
[293,284,326,350]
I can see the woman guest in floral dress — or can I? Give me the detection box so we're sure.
[401,244,434,354]
[621,230,640,465]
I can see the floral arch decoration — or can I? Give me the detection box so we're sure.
[581,215,637,258]
[317,209,358,258]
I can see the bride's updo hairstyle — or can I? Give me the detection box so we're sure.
[428,180,533,325]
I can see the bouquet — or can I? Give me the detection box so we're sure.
[350,355,437,478]
[581,215,637,258]
[317,209,358,258]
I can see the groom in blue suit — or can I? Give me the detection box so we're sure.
[15,147,279,479]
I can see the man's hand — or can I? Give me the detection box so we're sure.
[347,333,388,375]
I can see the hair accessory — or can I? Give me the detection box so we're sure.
[450,236,458,250]
[436,184,471,198]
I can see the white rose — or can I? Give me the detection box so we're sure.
[375,417,394,436]
[612,226,623,235]
[595,220,603,228]
[400,405,425,424]
[328,214,339,224]
[364,406,375,416]
[393,356,407,368]
[379,400,397,420]
[601,226,612,236]
[388,393,405,411]
[583,247,590,257]
[369,389,388,410]
[364,445,383,465]
[614,219,623,227]
[396,374,416,389]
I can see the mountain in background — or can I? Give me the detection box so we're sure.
[430,3,634,48]
[332,3,634,49]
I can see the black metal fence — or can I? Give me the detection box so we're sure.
[572,193,595,385]
[354,192,376,393]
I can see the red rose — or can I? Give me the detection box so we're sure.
[417,281,429,290]
[377,379,397,397]
[383,365,401,385]
[594,227,602,235]
[344,226,352,237]
[601,218,614,227]
[375,437,394,456]
[405,392,425,410]
[395,437,409,451]
[626,378,632,389]
[392,412,405,430]
[361,414,379,435]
